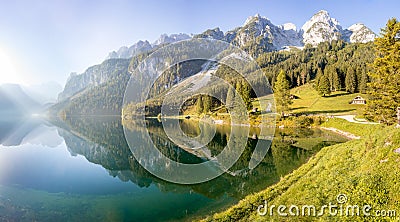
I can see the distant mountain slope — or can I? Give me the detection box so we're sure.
[53,10,377,117]
[105,33,191,60]
[58,58,131,101]
[0,84,41,116]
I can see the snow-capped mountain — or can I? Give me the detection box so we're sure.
[105,10,375,60]
[152,33,191,46]
[342,23,376,43]
[106,33,191,60]
[192,10,375,50]
[301,10,343,46]
[61,10,376,102]
[301,10,376,46]
[233,13,303,50]
[107,40,152,59]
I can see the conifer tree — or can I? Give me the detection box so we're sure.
[345,68,357,93]
[317,74,331,97]
[236,80,252,110]
[314,68,323,90]
[242,82,253,110]
[196,95,204,114]
[332,69,341,91]
[359,71,368,94]
[365,18,400,124]
[274,70,292,116]
[203,95,212,113]
[226,86,235,109]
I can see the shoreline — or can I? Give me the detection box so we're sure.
[319,126,361,139]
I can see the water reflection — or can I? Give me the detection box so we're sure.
[52,116,347,198]
[0,116,348,221]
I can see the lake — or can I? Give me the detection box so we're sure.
[0,116,348,221]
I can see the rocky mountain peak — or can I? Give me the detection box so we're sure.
[343,23,376,43]
[301,10,343,46]
[194,27,224,40]
[106,40,152,60]
[152,33,191,46]
[281,23,297,31]
[59,10,378,104]
[243,13,271,27]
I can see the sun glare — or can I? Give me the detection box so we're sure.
[0,48,20,84]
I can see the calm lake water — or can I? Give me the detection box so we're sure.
[0,116,348,221]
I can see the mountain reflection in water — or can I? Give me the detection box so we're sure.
[0,116,348,221]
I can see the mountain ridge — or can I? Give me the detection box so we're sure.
[102,10,376,62]
[56,10,376,109]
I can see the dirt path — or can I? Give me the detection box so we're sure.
[335,115,378,124]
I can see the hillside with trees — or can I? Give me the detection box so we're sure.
[52,39,376,119]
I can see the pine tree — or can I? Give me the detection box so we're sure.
[226,86,235,109]
[314,68,323,89]
[196,95,204,114]
[235,80,252,111]
[365,18,400,125]
[203,95,212,113]
[274,70,292,116]
[317,74,331,97]
[359,70,368,94]
[325,65,334,91]
[242,82,253,110]
[345,68,357,93]
[332,69,341,91]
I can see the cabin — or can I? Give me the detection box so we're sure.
[351,96,366,104]
[250,107,259,114]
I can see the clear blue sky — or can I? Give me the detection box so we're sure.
[0,0,398,86]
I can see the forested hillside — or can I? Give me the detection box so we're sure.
[257,40,374,94]
[53,39,375,118]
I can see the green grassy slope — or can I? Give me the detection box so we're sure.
[290,83,367,115]
[202,120,400,221]
[253,83,366,118]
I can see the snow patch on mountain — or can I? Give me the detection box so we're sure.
[106,33,191,60]
[235,14,303,50]
[281,23,297,31]
[343,23,376,43]
[301,10,343,46]
[106,40,152,59]
[152,33,191,46]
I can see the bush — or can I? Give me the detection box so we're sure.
[295,116,314,127]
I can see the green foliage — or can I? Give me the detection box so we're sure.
[62,59,131,116]
[196,95,204,114]
[325,64,341,91]
[203,120,398,222]
[365,18,400,125]
[58,40,375,118]
[203,95,212,113]
[274,70,292,115]
[236,80,253,110]
[225,87,235,109]
[317,73,331,96]
[345,67,357,93]
[257,40,374,95]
